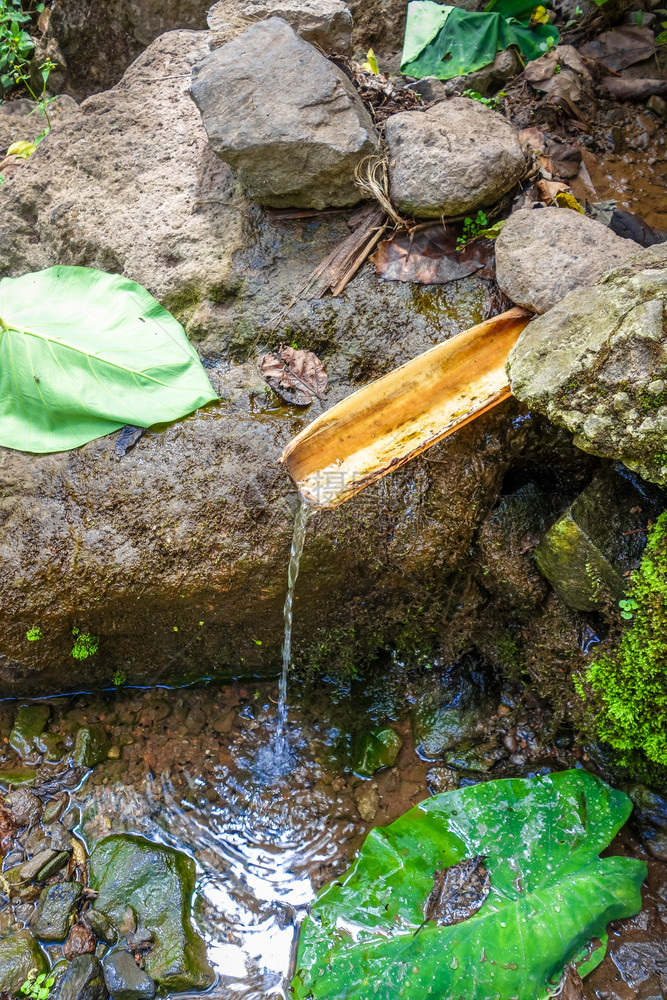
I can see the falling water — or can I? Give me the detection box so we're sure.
[256,497,310,778]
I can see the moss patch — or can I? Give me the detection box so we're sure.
[578,511,667,771]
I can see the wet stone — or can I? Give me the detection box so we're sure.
[628,784,667,831]
[55,954,109,1000]
[353,726,403,777]
[9,704,51,757]
[74,725,111,767]
[5,788,41,827]
[425,766,458,795]
[89,836,214,991]
[535,467,664,611]
[103,950,156,1000]
[19,848,58,882]
[411,658,497,759]
[0,930,49,992]
[30,882,82,941]
[38,851,71,880]
[0,766,37,787]
[83,908,118,944]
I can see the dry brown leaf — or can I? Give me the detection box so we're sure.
[518,127,546,154]
[524,49,559,83]
[581,25,655,72]
[539,141,582,180]
[371,225,495,284]
[260,346,328,406]
[64,922,96,960]
[536,178,571,203]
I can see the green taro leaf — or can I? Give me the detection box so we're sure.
[0,266,218,453]
[292,770,646,1000]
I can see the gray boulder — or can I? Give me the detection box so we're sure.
[207,0,353,53]
[496,207,635,314]
[34,0,211,96]
[31,882,82,941]
[385,98,525,219]
[191,17,379,209]
[507,243,667,488]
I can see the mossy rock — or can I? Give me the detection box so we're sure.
[89,835,213,991]
[30,882,82,941]
[353,727,403,777]
[0,766,37,787]
[0,930,49,993]
[73,724,110,767]
[9,704,51,757]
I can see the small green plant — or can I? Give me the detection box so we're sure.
[618,598,639,621]
[457,210,488,251]
[112,669,126,687]
[656,21,667,47]
[461,89,505,110]
[577,512,667,769]
[71,627,100,660]
[19,970,55,1000]
[25,626,43,641]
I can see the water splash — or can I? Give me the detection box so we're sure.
[255,497,311,780]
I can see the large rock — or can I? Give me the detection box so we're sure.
[89,836,213,991]
[31,882,83,941]
[385,98,525,219]
[496,207,635,314]
[35,0,211,96]
[207,0,353,53]
[103,951,155,1000]
[191,18,379,209]
[507,243,667,487]
[0,931,49,992]
[534,467,664,611]
[0,29,577,693]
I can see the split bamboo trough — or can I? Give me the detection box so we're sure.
[281,307,532,509]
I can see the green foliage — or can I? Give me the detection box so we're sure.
[293,770,645,1000]
[71,628,99,660]
[0,0,34,93]
[25,626,42,641]
[457,210,488,251]
[19,970,55,1000]
[0,266,218,453]
[112,669,127,687]
[579,512,667,767]
[461,88,505,109]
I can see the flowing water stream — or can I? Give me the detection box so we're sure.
[255,498,311,779]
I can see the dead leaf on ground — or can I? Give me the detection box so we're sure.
[371,226,495,284]
[539,140,582,179]
[421,855,491,929]
[536,178,571,203]
[518,127,547,153]
[524,50,559,83]
[64,922,96,960]
[260,346,328,406]
[581,25,655,72]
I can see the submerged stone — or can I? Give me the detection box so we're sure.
[31,882,82,941]
[74,724,110,767]
[0,766,37,787]
[535,467,664,611]
[56,955,109,1000]
[411,659,497,760]
[89,835,214,991]
[103,951,155,1000]
[0,930,49,992]
[353,726,403,777]
[9,704,51,757]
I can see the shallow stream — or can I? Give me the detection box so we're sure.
[2,666,665,1000]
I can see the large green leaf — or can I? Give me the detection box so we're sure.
[0,266,218,453]
[292,770,646,1000]
[401,1,559,80]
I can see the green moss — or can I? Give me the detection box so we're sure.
[71,628,99,660]
[578,512,667,769]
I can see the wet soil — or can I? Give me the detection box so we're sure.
[1,670,665,999]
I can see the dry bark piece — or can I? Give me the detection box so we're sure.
[260,347,328,406]
[600,77,667,102]
[63,922,96,960]
[281,307,532,508]
[371,226,495,284]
